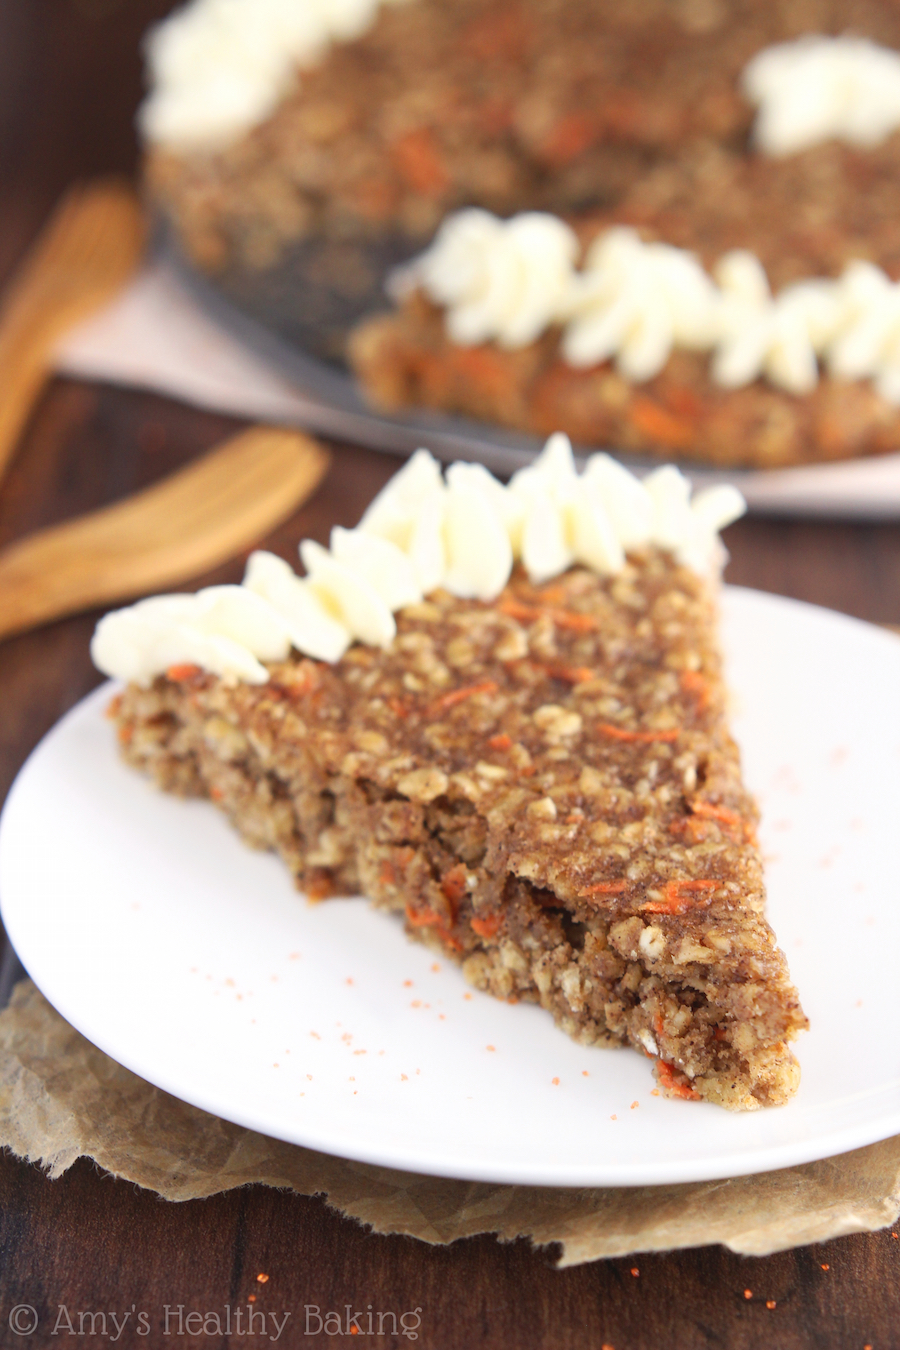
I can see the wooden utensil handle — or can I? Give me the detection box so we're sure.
[0,320,53,483]
[0,427,330,642]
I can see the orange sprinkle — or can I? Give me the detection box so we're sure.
[432,679,498,713]
[766,1301,776,1310]
[471,913,502,940]
[582,880,628,897]
[630,1267,640,1277]
[597,722,680,744]
[630,1100,639,1110]
[642,878,718,916]
[552,1077,560,1086]
[610,1114,617,1120]
[257,1273,269,1284]
[821,1263,830,1271]
[656,1059,701,1101]
[744,1289,753,1300]
[486,1045,496,1052]
[166,663,202,682]
[248,1295,256,1303]
[488,733,512,751]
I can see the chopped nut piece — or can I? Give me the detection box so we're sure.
[397,767,449,802]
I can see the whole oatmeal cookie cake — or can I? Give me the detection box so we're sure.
[93,438,808,1110]
[142,0,900,465]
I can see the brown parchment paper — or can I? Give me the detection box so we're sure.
[1,981,898,1266]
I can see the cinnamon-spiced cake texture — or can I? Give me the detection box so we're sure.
[349,289,900,469]
[111,553,807,1110]
[146,0,900,277]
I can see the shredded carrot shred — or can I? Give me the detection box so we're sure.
[166,663,202,682]
[406,903,443,929]
[516,581,569,606]
[405,903,464,952]
[582,880,628,897]
[499,599,596,632]
[680,669,710,711]
[471,913,502,940]
[441,864,468,909]
[667,816,713,843]
[540,110,596,165]
[392,127,449,195]
[691,800,742,829]
[379,860,397,887]
[432,679,498,712]
[543,662,596,684]
[630,396,694,450]
[656,1059,701,1101]
[642,878,718,915]
[488,733,512,750]
[597,723,680,743]
[690,799,758,845]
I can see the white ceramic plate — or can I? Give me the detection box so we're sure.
[2,587,899,1187]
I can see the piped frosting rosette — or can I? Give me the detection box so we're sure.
[91,440,745,687]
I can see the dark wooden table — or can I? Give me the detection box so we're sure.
[1,3,899,1347]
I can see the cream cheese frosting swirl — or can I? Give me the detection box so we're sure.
[400,209,900,404]
[140,0,406,150]
[91,440,746,686]
[392,209,579,349]
[562,228,719,381]
[743,35,900,157]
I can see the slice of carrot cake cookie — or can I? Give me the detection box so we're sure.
[92,439,807,1109]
